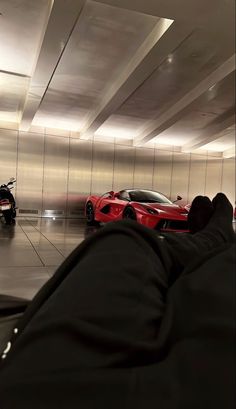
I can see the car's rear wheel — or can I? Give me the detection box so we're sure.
[123,206,137,221]
[86,202,96,225]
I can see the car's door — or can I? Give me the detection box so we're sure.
[96,191,130,222]
[95,192,118,222]
[111,191,131,220]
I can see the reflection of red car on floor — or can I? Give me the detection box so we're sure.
[85,189,189,232]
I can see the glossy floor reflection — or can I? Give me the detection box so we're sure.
[1,217,235,301]
[0,217,99,300]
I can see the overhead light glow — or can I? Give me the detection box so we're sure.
[153,135,187,146]
[32,116,83,132]
[95,127,134,140]
[198,141,235,152]
[209,84,216,91]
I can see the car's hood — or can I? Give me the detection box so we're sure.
[138,202,188,218]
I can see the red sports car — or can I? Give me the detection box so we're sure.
[85,189,189,232]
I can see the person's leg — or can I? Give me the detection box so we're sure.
[162,193,235,281]
[187,195,214,234]
[1,194,234,364]
[0,295,29,356]
[0,314,24,354]
[0,221,170,376]
[0,295,29,317]
[0,193,234,409]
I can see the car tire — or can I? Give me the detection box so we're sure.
[86,202,96,225]
[123,206,137,221]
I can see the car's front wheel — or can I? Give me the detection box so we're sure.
[123,206,137,221]
[86,202,96,225]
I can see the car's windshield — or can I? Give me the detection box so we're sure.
[129,190,172,204]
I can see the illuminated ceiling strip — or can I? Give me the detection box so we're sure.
[223,147,235,159]
[19,0,87,132]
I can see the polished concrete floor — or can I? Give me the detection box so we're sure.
[0,217,98,300]
[1,217,235,301]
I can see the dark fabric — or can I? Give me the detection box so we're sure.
[188,196,214,233]
[0,296,28,354]
[0,295,29,318]
[0,314,23,354]
[0,220,235,409]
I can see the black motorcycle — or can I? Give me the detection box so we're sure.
[0,178,16,225]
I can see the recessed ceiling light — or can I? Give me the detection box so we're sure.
[167,55,173,63]
[209,84,216,91]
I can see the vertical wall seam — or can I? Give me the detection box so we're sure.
[89,136,94,195]
[220,157,224,192]
[187,153,192,203]
[133,147,137,188]
[65,136,71,217]
[15,130,20,204]
[41,128,46,216]
[204,152,208,195]
[112,140,116,191]
[151,146,156,190]
[169,150,174,199]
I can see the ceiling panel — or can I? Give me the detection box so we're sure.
[33,0,159,130]
[198,129,235,152]
[97,29,235,139]
[0,72,30,122]
[0,0,51,76]
[95,114,145,139]
[152,71,235,146]
[0,0,234,156]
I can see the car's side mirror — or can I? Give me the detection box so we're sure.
[173,195,182,203]
[108,191,115,197]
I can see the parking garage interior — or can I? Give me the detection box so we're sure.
[0,0,235,340]
[0,1,235,408]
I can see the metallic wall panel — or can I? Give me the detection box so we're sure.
[0,129,17,187]
[91,141,114,195]
[153,150,173,198]
[17,132,44,214]
[170,152,190,203]
[67,138,93,216]
[133,147,154,189]
[42,134,69,214]
[1,127,235,219]
[221,158,235,206]
[205,157,223,200]
[188,154,207,202]
[113,145,135,191]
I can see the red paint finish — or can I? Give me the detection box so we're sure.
[85,190,189,232]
